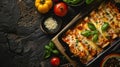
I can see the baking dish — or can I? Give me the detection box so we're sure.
[52,0,120,66]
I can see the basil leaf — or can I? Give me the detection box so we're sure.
[64,0,81,4]
[44,50,51,59]
[101,22,109,32]
[81,30,92,37]
[70,0,81,4]
[92,34,98,42]
[49,41,55,49]
[88,22,96,30]
[86,0,94,4]
[63,0,70,3]
[44,45,52,51]
[76,39,79,46]
[52,50,59,55]
[92,30,99,35]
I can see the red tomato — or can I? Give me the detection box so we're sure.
[54,2,68,17]
[50,57,60,67]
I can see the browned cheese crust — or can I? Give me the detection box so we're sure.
[62,2,120,64]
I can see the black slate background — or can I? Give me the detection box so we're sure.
[0,0,77,67]
[0,0,120,67]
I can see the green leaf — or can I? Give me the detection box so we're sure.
[44,45,52,51]
[76,39,79,46]
[63,0,70,3]
[92,34,98,42]
[52,50,59,55]
[92,30,99,35]
[101,22,109,32]
[45,45,50,50]
[63,0,81,5]
[49,41,55,49]
[88,22,96,30]
[81,30,92,37]
[44,50,51,59]
[86,0,94,4]
[70,0,81,5]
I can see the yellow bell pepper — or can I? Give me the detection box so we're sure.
[35,0,53,14]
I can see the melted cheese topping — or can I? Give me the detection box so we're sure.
[62,2,120,64]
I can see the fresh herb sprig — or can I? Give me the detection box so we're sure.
[85,0,94,4]
[63,0,94,5]
[44,41,59,59]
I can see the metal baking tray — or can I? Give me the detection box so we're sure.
[52,0,120,67]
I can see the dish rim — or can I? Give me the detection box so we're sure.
[40,14,62,35]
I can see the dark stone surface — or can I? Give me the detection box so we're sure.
[0,0,19,33]
[0,0,51,67]
[0,0,76,67]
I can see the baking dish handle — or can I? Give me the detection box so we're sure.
[52,37,78,67]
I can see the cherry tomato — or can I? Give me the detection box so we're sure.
[50,57,60,67]
[54,2,68,17]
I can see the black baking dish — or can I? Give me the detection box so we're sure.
[52,0,120,67]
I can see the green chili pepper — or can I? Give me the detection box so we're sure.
[92,34,98,42]
[88,22,96,30]
[86,0,94,4]
[101,22,109,32]
[81,30,91,37]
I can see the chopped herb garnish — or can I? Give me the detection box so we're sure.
[88,22,96,30]
[81,30,92,37]
[101,22,109,32]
